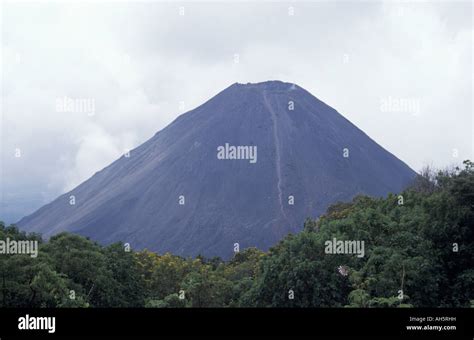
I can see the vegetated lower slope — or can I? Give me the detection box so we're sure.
[2,161,472,307]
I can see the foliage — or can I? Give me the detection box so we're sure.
[0,160,472,307]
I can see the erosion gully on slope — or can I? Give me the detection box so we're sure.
[262,89,288,223]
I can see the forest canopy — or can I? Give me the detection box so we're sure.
[1,161,472,308]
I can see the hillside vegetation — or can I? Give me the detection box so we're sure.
[1,161,472,308]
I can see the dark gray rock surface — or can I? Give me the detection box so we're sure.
[17,81,416,258]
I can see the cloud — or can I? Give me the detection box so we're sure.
[1,1,472,222]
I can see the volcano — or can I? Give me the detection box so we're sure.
[18,81,416,258]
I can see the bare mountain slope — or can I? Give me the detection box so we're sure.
[18,81,416,258]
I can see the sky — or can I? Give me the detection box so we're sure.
[1,0,473,223]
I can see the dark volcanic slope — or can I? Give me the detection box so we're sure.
[18,81,416,258]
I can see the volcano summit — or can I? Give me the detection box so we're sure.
[18,81,416,258]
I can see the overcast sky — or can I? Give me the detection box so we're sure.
[1,1,473,223]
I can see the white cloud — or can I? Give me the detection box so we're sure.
[1,1,472,222]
